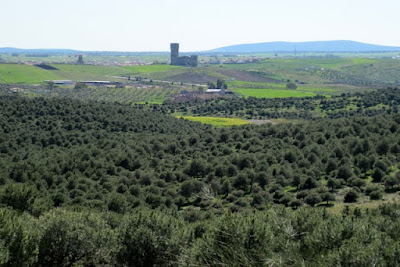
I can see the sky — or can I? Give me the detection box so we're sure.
[1,0,400,52]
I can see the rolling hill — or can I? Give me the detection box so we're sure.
[210,40,400,53]
[2,40,400,55]
[0,47,80,55]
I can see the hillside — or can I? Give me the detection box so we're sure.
[0,47,80,55]
[1,95,400,265]
[1,95,400,214]
[1,62,400,266]
[211,40,400,53]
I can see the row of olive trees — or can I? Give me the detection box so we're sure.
[2,203,400,266]
[0,208,184,266]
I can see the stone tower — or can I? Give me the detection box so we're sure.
[77,55,84,64]
[170,43,179,65]
[170,43,198,67]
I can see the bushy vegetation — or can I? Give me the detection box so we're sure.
[39,84,181,104]
[1,94,400,265]
[158,87,400,120]
[1,96,400,214]
[1,204,400,266]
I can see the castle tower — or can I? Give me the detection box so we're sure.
[170,43,179,65]
[77,55,84,64]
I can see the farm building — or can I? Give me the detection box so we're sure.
[80,81,121,86]
[45,80,74,85]
[206,89,234,95]
[206,89,222,93]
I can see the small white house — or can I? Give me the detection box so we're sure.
[206,89,222,93]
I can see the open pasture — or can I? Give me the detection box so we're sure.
[233,88,316,98]
[0,64,61,83]
[0,63,183,84]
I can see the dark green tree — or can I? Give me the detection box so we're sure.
[344,189,359,203]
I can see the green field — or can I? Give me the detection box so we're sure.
[0,64,61,83]
[121,65,181,73]
[221,57,400,88]
[233,88,316,98]
[1,56,399,105]
[0,64,183,84]
[177,116,251,127]
[2,56,400,89]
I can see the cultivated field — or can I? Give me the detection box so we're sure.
[233,88,316,98]
[0,63,182,84]
[1,56,399,105]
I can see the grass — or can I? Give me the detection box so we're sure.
[351,58,377,65]
[228,80,359,97]
[0,64,61,83]
[328,192,400,214]
[0,64,183,84]
[222,57,400,88]
[121,65,182,73]
[233,88,316,98]
[177,116,251,127]
[2,57,400,89]
[228,80,286,89]
[53,64,182,81]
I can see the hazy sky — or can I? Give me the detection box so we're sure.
[1,0,399,51]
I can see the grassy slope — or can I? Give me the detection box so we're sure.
[233,88,316,98]
[222,57,400,88]
[342,58,400,83]
[53,64,183,81]
[121,65,181,73]
[0,64,62,83]
[2,57,399,85]
[0,64,183,84]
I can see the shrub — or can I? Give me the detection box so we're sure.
[344,189,359,203]
[74,82,87,90]
[0,183,37,212]
[369,190,382,200]
[37,209,114,266]
[305,192,322,207]
[116,209,184,266]
[0,209,40,266]
[286,82,297,89]
[184,213,274,266]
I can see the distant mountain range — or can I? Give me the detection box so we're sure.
[0,47,80,55]
[1,41,400,55]
[0,48,164,56]
[209,40,400,53]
